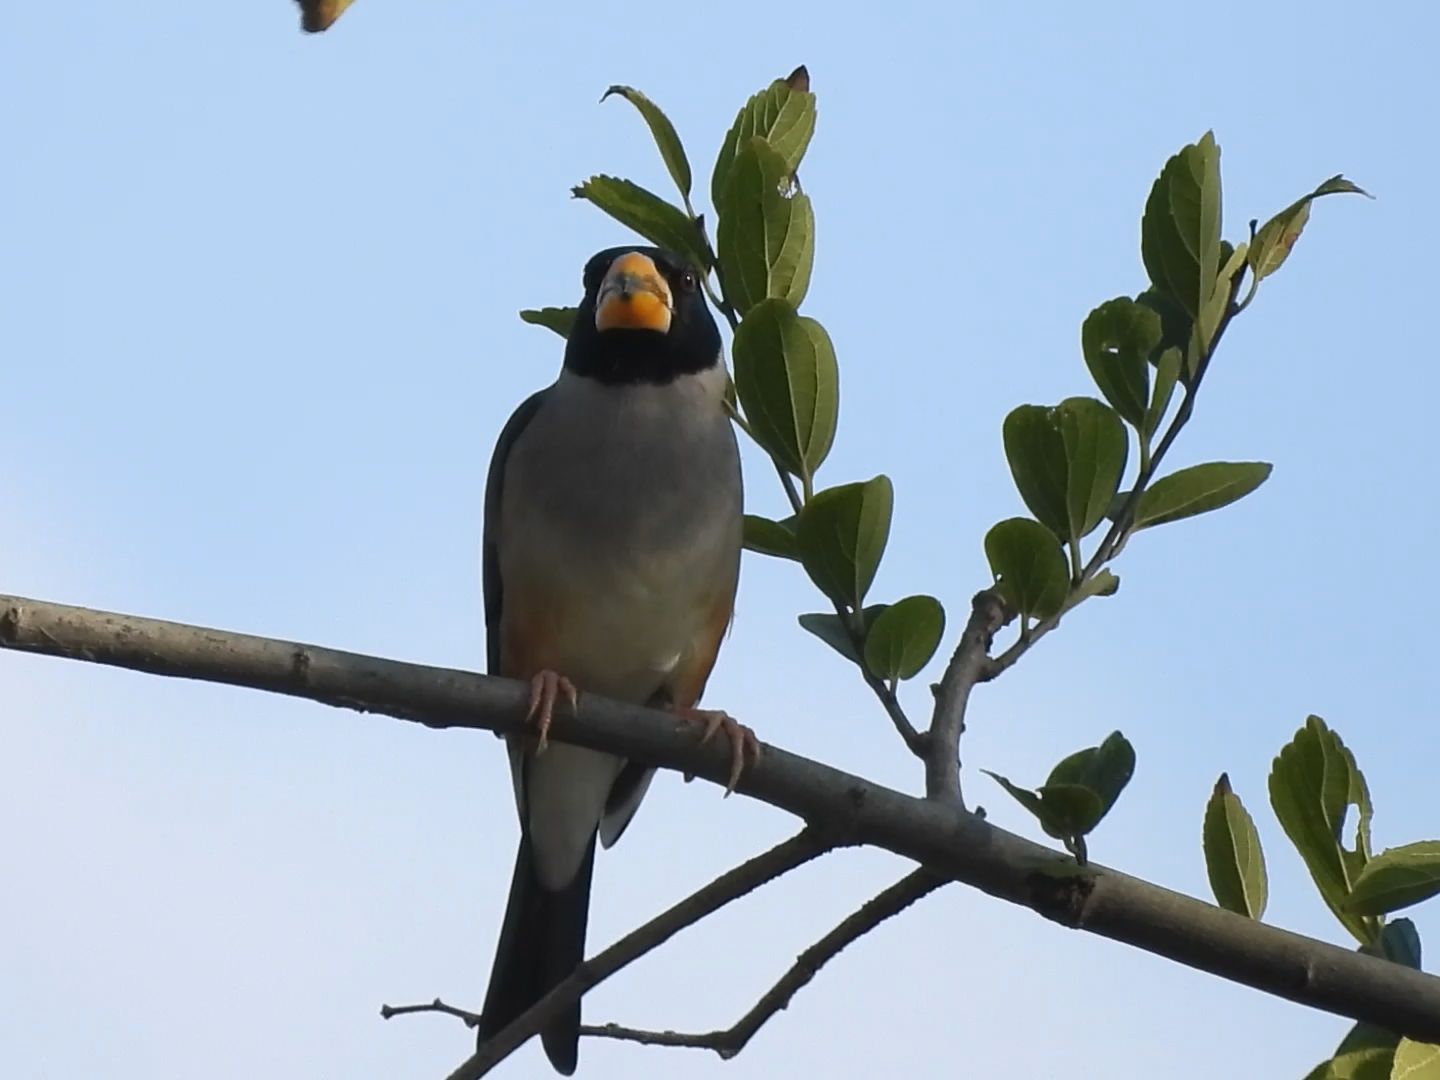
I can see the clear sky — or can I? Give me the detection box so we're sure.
[3,3,1436,1078]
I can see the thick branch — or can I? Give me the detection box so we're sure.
[4,594,1440,1043]
[925,590,1011,804]
[581,867,946,1058]
[453,829,831,1078]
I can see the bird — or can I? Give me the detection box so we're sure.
[476,245,758,1073]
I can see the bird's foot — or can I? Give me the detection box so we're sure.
[525,670,578,754]
[670,707,760,795]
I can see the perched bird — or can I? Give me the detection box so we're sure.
[477,246,757,1073]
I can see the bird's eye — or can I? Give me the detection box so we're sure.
[679,269,698,292]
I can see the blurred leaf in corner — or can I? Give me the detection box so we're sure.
[297,0,357,33]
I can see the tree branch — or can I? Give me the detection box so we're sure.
[4,593,1440,1045]
[380,999,481,1027]
[579,867,946,1058]
[452,829,832,1078]
[924,590,1012,804]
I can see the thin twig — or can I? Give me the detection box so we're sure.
[859,663,927,757]
[580,866,946,1058]
[924,590,1012,805]
[449,829,834,1079]
[5,595,1440,1045]
[380,999,481,1027]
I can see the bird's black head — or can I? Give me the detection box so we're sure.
[563,246,722,386]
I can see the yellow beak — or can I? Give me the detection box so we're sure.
[595,252,673,333]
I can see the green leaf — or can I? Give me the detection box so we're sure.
[601,85,693,199]
[1034,784,1105,839]
[742,514,798,560]
[1371,918,1423,970]
[1308,1021,1404,1080]
[983,772,1101,846]
[795,477,894,608]
[983,518,1068,620]
[984,737,1133,865]
[1250,175,1370,283]
[797,605,887,665]
[711,76,817,213]
[1046,731,1136,830]
[1394,1041,1440,1080]
[571,175,708,270]
[1345,842,1440,916]
[1203,773,1268,919]
[731,299,838,483]
[1071,568,1120,604]
[1141,132,1223,321]
[1057,397,1128,543]
[1195,239,1248,361]
[1304,1046,1398,1080]
[1003,405,1069,537]
[1132,461,1272,530]
[519,307,578,338]
[716,137,815,314]
[984,771,1049,824]
[1081,298,1159,427]
[1136,288,1193,361]
[1269,715,1380,945]
[863,595,946,682]
[1143,346,1183,441]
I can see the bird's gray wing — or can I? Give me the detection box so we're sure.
[483,387,550,676]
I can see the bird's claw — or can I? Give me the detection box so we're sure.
[672,707,760,795]
[525,670,578,753]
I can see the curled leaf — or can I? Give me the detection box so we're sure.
[601,85,693,199]
[1250,175,1370,283]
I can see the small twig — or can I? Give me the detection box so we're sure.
[924,591,1012,805]
[859,664,927,757]
[380,998,481,1027]
[771,458,804,514]
[450,828,835,1079]
[579,867,946,1059]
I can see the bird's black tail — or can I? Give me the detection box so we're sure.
[478,832,596,1075]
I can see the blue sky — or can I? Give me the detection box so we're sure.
[3,2,1436,1077]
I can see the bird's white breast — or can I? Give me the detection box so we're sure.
[498,365,742,704]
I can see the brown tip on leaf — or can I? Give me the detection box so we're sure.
[1214,772,1233,796]
[296,0,356,32]
[785,65,811,92]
